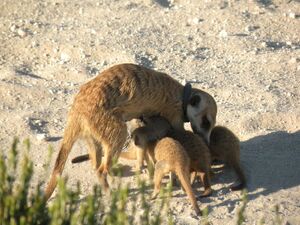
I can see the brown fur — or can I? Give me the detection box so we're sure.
[150,138,201,216]
[71,117,167,171]
[166,129,212,197]
[127,117,199,215]
[71,119,145,164]
[44,63,217,200]
[209,126,246,191]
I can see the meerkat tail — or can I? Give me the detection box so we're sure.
[71,154,90,163]
[176,168,201,216]
[44,121,80,200]
[71,150,141,163]
[71,144,142,163]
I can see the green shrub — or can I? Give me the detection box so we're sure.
[0,138,170,225]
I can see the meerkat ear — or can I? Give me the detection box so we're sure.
[189,95,201,107]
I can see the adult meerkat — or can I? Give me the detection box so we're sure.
[209,126,246,191]
[44,63,217,200]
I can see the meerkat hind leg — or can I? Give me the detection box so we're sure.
[151,160,171,199]
[136,147,146,172]
[190,171,198,185]
[198,172,212,198]
[95,121,128,192]
[85,136,102,170]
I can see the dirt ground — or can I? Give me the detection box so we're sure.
[0,0,299,224]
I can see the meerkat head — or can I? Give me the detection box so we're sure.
[186,90,217,144]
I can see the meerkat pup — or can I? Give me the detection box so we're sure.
[130,117,202,216]
[130,116,212,194]
[165,129,212,197]
[44,63,217,201]
[151,138,202,216]
[209,126,246,191]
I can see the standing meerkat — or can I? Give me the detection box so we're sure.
[129,117,202,216]
[209,126,246,191]
[165,129,212,197]
[44,64,217,200]
[151,138,202,216]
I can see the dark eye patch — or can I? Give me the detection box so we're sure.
[189,95,201,107]
[201,115,211,131]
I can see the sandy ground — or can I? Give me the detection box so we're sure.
[0,0,300,224]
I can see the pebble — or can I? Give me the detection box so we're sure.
[261,42,267,48]
[288,12,296,19]
[245,25,258,32]
[31,41,38,47]
[219,30,228,38]
[289,58,299,64]
[90,29,97,35]
[17,28,27,37]
[286,41,292,46]
[192,18,201,24]
[187,18,202,26]
[10,24,17,32]
[36,133,47,141]
[60,52,71,63]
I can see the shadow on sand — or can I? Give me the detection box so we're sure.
[210,130,300,207]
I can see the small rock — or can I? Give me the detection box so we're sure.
[31,41,38,47]
[90,29,97,35]
[245,25,259,32]
[60,52,70,63]
[252,47,259,55]
[219,1,228,9]
[289,58,299,64]
[286,41,292,46]
[219,30,228,38]
[192,18,200,24]
[288,12,296,19]
[10,24,17,32]
[261,42,267,48]
[17,28,27,37]
[36,133,47,141]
